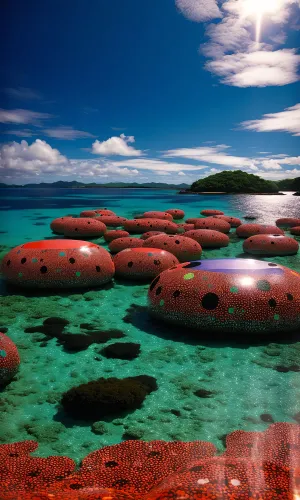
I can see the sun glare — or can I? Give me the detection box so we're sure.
[241,0,283,41]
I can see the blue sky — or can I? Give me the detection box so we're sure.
[0,0,299,184]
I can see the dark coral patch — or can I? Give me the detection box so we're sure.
[100,342,141,360]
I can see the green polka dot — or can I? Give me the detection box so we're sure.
[228,307,235,314]
[59,251,66,257]
[56,268,62,273]
[208,283,213,289]
[230,286,239,293]
[31,258,38,263]
[159,299,164,307]
[184,273,194,280]
[274,314,280,321]
[0,350,7,357]
[18,272,23,278]
[257,280,271,291]
[148,253,153,256]
[202,276,208,281]
[76,271,81,277]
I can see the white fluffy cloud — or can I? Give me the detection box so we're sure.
[206,49,300,87]
[0,109,52,125]
[177,0,300,87]
[111,158,208,172]
[43,126,95,140]
[0,139,67,176]
[241,103,300,135]
[163,144,258,169]
[175,0,222,22]
[92,134,143,156]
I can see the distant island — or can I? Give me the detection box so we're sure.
[180,170,300,195]
[0,181,190,190]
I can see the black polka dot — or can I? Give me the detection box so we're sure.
[175,240,180,244]
[154,260,160,265]
[150,275,160,291]
[87,221,91,224]
[155,286,162,296]
[21,257,27,264]
[69,484,82,490]
[40,266,47,274]
[269,298,277,308]
[128,261,133,268]
[7,260,11,266]
[190,465,203,472]
[201,293,219,310]
[271,241,275,245]
[75,228,78,231]
[287,293,293,301]
[69,258,75,264]
[147,451,161,457]
[105,460,118,468]
[268,263,277,267]
[184,261,201,268]
[96,266,101,272]
[173,290,180,298]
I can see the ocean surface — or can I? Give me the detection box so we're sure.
[0,187,300,463]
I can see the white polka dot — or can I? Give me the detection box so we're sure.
[231,479,241,486]
[197,478,210,485]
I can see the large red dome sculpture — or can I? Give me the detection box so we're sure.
[0,422,299,499]
[148,258,300,334]
[143,234,202,262]
[243,234,299,256]
[236,224,284,238]
[124,219,178,234]
[63,218,107,238]
[194,217,231,233]
[1,240,115,288]
[113,247,179,280]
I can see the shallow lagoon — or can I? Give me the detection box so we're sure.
[0,188,300,462]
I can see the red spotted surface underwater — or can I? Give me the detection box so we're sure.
[1,188,300,499]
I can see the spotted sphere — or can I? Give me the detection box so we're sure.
[104,230,130,242]
[143,211,173,221]
[50,217,74,235]
[1,240,115,288]
[276,218,300,228]
[80,210,98,217]
[236,224,284,238]
[94,208,116,216]
[109,237,144,253]
[113,247,179,280]
[124,219,179,234]
[166,208,185,220]
[201,209,224,216]
[95,215,127,227]
[63,218,107,238]
[194,217,231,234]
[0,333,20,387]
[243,234,299,256]
[148,258,300,334]
[214,215,242,227]
[143,234,202,262]
[185,229,229,248]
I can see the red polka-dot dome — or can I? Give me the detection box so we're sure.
[276,218,300,228]
[236,224,284,238]
[95,215,127,227]
[94,209,116,216]
[214,215,242,227]
[50,217,74,235]
[140,231,164,240]
[80,210,98,218]
[124,219,179,234]
[201,209,224,216]
[148,258,300,334]
[1,240,115,289]
[185,229,229,248]
[143,211,173,221]
[63,218,107,238]
[113,247,179,280]
[109,237,144,253]
[104,230,130,243]
[166,209,185,220]
[243,234,299,256]
[194,217,231,234]
[143,234,202,262]
[0,333,20,387]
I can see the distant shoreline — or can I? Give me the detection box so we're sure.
[178,190,288,195]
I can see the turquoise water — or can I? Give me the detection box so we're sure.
[0,188,300,463]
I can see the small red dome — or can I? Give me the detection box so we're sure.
[143,234,202,262]
[0,333,20,387]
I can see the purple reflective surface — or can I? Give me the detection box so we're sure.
[183,259,284,275]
